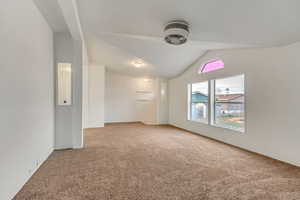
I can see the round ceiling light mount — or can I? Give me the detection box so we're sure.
[164,20,189,45]
[131,59,145,68]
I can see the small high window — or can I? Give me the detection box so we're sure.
[199,60,224,73]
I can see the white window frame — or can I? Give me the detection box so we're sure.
[187,74,245,133]
[187,81,209,124]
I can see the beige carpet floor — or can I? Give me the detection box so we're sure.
[15,123,300,200]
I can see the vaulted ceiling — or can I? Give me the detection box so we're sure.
[36,0,300,78]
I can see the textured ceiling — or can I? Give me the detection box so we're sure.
[36,0,300,78]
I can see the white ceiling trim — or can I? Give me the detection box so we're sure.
[57,0,84,42]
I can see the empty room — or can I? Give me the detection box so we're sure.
[1,0,300,199]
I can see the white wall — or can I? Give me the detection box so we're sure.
[54,32,73,149]
[71,40,84,148]
[54,33,84,149]
[105,71,141,123]
[169,43,300,167]
[82,42,89,128]
[105,71,168,124]
[87,65,105,128]
[156,79,169,124]
[105,71,158,124]
[48,0,85,149]
[0,1,54,199]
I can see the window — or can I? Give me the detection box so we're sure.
[189,82,209,123]
[199,59,224,73]
[187,74,245,133]
[214,75,245,132]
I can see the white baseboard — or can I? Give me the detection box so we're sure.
[104,120,140,123]
[54,145,73,150]
[86,121,104,128]
[9,147,53,200]
[169,122,300,167]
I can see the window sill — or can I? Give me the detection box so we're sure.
[187,119,245,133]
[188,119,208,125]
[211,124,245,133]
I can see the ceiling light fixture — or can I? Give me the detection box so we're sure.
[132,59,145,68]
[164,20,189,45]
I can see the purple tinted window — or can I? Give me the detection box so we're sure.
[200,60,224,73]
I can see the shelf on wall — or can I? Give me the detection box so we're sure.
[136,99,151,102]
[136,91,153,94]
